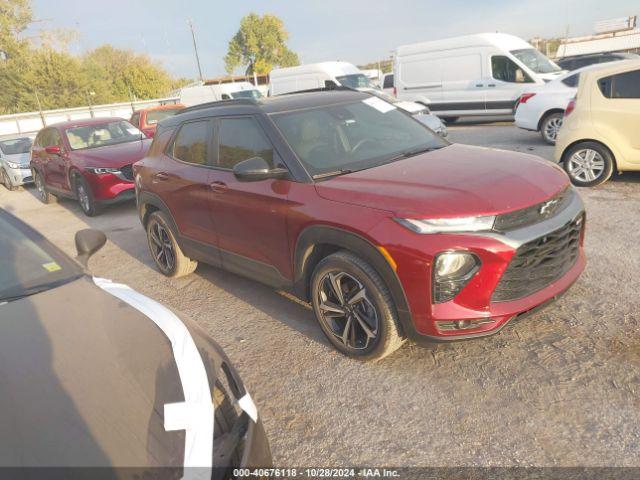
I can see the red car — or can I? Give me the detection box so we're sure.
[134,90,586,360]
[130,104,185,138]
[30,118,151,216]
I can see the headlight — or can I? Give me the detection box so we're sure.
[85,167,120,175]
[5,161,22,169]
[396,216,496,234]
[433,251,480,303]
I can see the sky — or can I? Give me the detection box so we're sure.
[27,0,639,79]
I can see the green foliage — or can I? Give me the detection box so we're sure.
[0,0,185,114]
[224,13,300,76]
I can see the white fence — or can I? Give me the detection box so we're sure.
[0,97,180,137]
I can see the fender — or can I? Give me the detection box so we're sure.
[293,225,413,338]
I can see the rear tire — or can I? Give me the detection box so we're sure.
[33,169,57,204]
[73,174,101,217]
[562,141,614,187]
[1,169,15,191]
[540,112,563,145]
[310,251,405,361]
[146,211,197,278]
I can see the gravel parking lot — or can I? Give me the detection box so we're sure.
[1,122,639,468]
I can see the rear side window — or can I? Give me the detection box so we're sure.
[599,70,640,99]
[562,74,579,88]
[171,120,209,165]
[383,74,394,89]
[491,56,533,83]
[218,117,274,169]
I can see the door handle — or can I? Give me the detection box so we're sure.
[154,172,169,181]
[475,84,484,87]
[488,84,496,88]
[210,180,228,193]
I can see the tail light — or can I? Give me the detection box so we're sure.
[519,93,536,104]
[565,98,576,117]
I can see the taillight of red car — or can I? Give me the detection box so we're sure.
[565,98,577,117]
[519,93,536,104]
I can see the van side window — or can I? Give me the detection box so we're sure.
[383,74,394,89]
[218,117,274,169]
[171,120,209,165]
[491,56,533,83]
[599,70,640,99]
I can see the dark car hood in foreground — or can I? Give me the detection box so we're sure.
[0,276,270,470]
[315,144,569,218]
[72,139,152,169]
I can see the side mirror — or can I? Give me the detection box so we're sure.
[233,157,288,182]
[45,145,62,155]
[75,229,107,267]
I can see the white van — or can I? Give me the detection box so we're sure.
[177,82,262,107]
[394,33,565,120]
[269,62,372,96]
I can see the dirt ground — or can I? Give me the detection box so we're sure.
[1,122,639,468]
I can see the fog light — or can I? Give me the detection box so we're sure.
[437,318,495,332]
[432,251,480,303]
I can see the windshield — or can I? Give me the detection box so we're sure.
[0,137,33,155]
[146,108,183,125]
[0,211,82,303]
[231,89,263,100]
[336,74,372,89]
[66,120,144,150]
[271,98,448,177]
[510,48,562,74]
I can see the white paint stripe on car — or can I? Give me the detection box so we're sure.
[93,277,213,480]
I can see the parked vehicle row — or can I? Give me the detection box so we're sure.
[0,134,35,190]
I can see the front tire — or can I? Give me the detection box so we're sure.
[540,112,563,145]
[146,211,197,278]
[311,251,405,361]
[563,141,614,187]
[73,174,101,217]
[1,169,15,191]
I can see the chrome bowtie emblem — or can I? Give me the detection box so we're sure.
[539,198,559,216]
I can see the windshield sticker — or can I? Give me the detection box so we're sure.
[42,262,62,272]
[363,97,396,114]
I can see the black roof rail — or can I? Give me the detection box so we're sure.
[277,86,355,96]
[178,98,259,115]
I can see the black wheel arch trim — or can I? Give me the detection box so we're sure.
[293,225,414,339]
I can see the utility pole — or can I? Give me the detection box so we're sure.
[188,19,204,83]
[34,91,46,126]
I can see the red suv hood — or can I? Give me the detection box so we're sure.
[315,144,569,218]
[72,139,152,168]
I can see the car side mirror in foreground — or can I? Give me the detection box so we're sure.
[233,157,289,182]
[75,229,107,267]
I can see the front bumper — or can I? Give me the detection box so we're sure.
[83,171,135,202]
[6,166,33,186]
[372,189,586,341]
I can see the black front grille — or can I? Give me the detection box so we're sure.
[119,164,134,181]
[492,215,583,302]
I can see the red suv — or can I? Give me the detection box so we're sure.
[31,118,151,216]
[134,90,586,360]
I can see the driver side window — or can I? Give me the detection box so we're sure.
[491,56,533,83]
[217,117,275,170]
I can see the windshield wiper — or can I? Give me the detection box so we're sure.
[0,275,83,305]
[312,168,355,180]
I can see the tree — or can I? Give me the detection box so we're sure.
[224,13,299,76]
